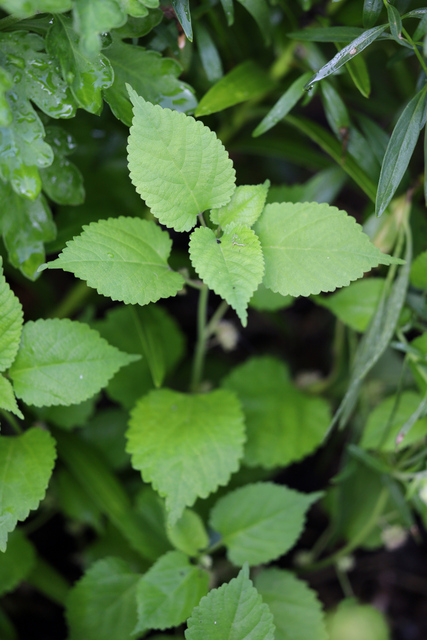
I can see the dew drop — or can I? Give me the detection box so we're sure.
[79,375,83,379]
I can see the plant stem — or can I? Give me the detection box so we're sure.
[300,488,389,573]
[0,409,22,434]
[206,300,229,337]
[191,284,209,392]
[401,26,427,77]
[50,281,92,319]
[26,556,70,606]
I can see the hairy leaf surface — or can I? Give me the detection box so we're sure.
[127,89,235,231]
[43,217,184,306]
[254,202,401,297]
[126,388,245,524]
[9,318,139,407]
[0,375,23,420]
[0,427,56,551]
[210,181,269,228]
[209,483,320,566]
[189,225,264,326]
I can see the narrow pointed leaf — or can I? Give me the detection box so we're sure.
[127,88,235,232]
[186,564,275,640]
[126,388,245,524]
[0,427,56,551]
[255,569,328,640]
[66,557,139,640]
[43,217,185,306]
[288,27,365,42]
[254,202,401,298]
[376,87,427,217]
[387,3,403,43]
[9,318,139,407]
[195,22,223,84]
[220,0,234,25]
[195,61,275,117]
[363,0,383,28]
[236,0,271,44]
[345,52,371,98]
[189,225,264,326]
[134,551,209,633]
[253,73,312,137]
[171,0,193,41]
[0,375,23,420]
[210,483,321,566]
[305,25,387,89]
[0,256,23,372]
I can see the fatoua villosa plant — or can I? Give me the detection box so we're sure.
[0,84,402,639]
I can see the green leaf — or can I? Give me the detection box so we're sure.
[126,388,245,524]
[195,22,223,84]
[46,14,114,115]
[360,391,427,451]
[95,304,185,409]
[113,9,163,38]
[320,81,350,138]
[0,66,12,127]
[326,601,391,640]
[255,569,328,640]
[185,564,275,640]
[254,202,400,298]
[236,0,271,45]
[0,256,23,372]
[209,483,320,566]
[189,225,264,326]
[288,27,365,42]
[73,0,127,58]
[43,217,185,305]
[0,375,23,420]
[0,0,72,17]
[9,318,139,407]
[210,181,269,229]
[0,181,55,279]
[363,0,383,28]
[376,87,427,217]
[40,126,85,205]
[0,529,35,596]
[387,3,403,43]
[222,357,330,469]
[34,396,96,430]
[267,166,346,206]
[315,278,385,332]
[305,25,387,89]
[253,73,312,137]
[220,0,234,26]
[0,427,56,551]
[82,408,130,470]
[171,0,193,41]
[345,49,371,98]
[195,61,275,117]
[167,509,209,557]
[103,40,197,127]
[127,88,235,231]
[134,551,209,634]
[249,283,293,312]
[410,250,427,288]
[66,557,139,640]
[56,466,103,532]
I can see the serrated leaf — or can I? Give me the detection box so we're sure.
[40,126,85,205]
[185,564,275,640]
[43,217,184,305]
[210,181,269,228]
[222,357,330,469]
[253,73,312,137]
[135,551,209,633]
[127,89,235,232]
[0,427,56,551]
[104,40,196,127]
[0,375,23,420]
[209,483,320,566]
[0,0,72,17]
[189,225,264,326]
[0,180,55,280]
[305,25,387,89]
[171,0,193,41]
[126,388,245,524]
[410,250,427,288]
[46,14,114,115]
[9,318,139,407]
[360,391,427,451]
[167,509,209,557]
[73,0,127,58]
[254,202,401,298]
[255,569,328,640]
[315,278,385,332]
[195,61,275,117]
[0,256,23,372]
[0,529,35,596]
[66,557,139,640]
[376,87,427,217]
[236,0,271,45]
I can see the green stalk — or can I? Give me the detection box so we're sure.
[0,409,22,434]
[50,281,92,319]
[26,557,70,606]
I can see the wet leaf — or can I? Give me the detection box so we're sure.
[40,126,84,205]
[73,0,127,58]
[171,0,193,41]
